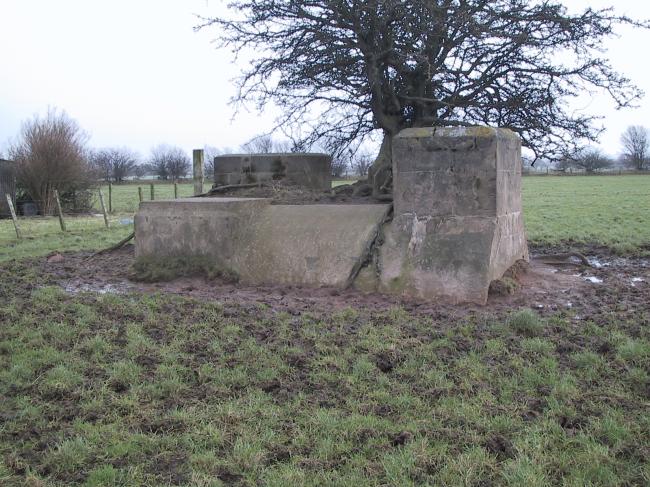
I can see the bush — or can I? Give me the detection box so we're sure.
[507,309,544,337]
[9,108,95,215]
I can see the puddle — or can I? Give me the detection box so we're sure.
[62,281,133,295]
[584,276,603,284]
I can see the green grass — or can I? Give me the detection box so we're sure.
[0,284,647,485]
[97,182,197,213]
[522,174,650,253]
[1,175,649,263]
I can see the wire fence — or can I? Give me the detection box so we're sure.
[523,167,650,176]
[1,181,200,243]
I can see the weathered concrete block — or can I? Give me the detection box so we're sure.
[214,153,332,190]
[135,198,270,262]
[235,204,391,287]
[135,198,390,288]
[377,126,529,304]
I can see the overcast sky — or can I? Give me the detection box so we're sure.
[1,0,649,159]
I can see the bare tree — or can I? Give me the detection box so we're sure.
[553,159,572,172]
[91,147,139,183]
[240,135,294,154]
[241,134,275,154]
[572,148,612,173]
[331,154,349,179]
[351,151,373,177]
[203,145,236,177]
[620,126,649,170]
[148,145,190,181]
[9,108,94,215]
[198,1,647,195]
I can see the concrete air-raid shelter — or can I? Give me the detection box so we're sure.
[135,127,529,304]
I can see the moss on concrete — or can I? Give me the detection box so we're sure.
[132,255,238,283]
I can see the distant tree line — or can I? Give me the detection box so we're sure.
[552,125,650,173]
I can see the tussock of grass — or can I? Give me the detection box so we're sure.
[507,308,544,337]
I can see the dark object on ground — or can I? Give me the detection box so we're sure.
[541,252,591,266]
[92,232,135,257]
[199,180,388,205]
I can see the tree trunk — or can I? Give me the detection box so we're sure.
[368,132,393,197]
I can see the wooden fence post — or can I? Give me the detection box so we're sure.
[174,182,178,199]
[98,188,109,228]
[108,183,113,213]
[150,183,155,201]
[53,189,66,232]
[193,149,204,196]
[138,187,143,203]
[5,194,21,239]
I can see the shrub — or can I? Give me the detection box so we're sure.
[9,108,95,215]
[507,309,543,337]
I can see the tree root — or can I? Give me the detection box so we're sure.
[539,252,591,266]
[90,231,135,257]
[344,204,393,289]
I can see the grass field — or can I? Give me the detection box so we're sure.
[522,175,650,253]
[0,175,649,485]
[0,280,648,486]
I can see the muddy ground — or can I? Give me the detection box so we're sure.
[37,245,650,320]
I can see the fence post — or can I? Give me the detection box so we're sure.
[53,189,66,232]
[5,194,21,239]
[138,186,143,203]
[98,188,109,228]
[150,183,155,201]
[108,183,113,213]
[174,182,178,199]
[193,149,204,196]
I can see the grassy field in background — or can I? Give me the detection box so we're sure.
[1,175,649,262]
[522,175,650,253]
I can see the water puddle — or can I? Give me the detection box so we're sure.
[62,281,134,295]
[584,276,604,284]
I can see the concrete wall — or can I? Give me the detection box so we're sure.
[135,198,390,288]
[214,153,332,190]
[373,127,529,304]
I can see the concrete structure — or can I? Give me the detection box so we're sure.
[369,127,529,303]
[135,126,528,304]
[214,153,331,190]
[135,199,390,287]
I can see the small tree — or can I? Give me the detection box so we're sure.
[240,135,294,154]
[331,154,348,178]
[9,108,94,215]
[203,145,236,178]
[351,151,373,177]
[621,126,649,170]
[572,148,612,173]
[91,147,139,183]
[148,145,190,181]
